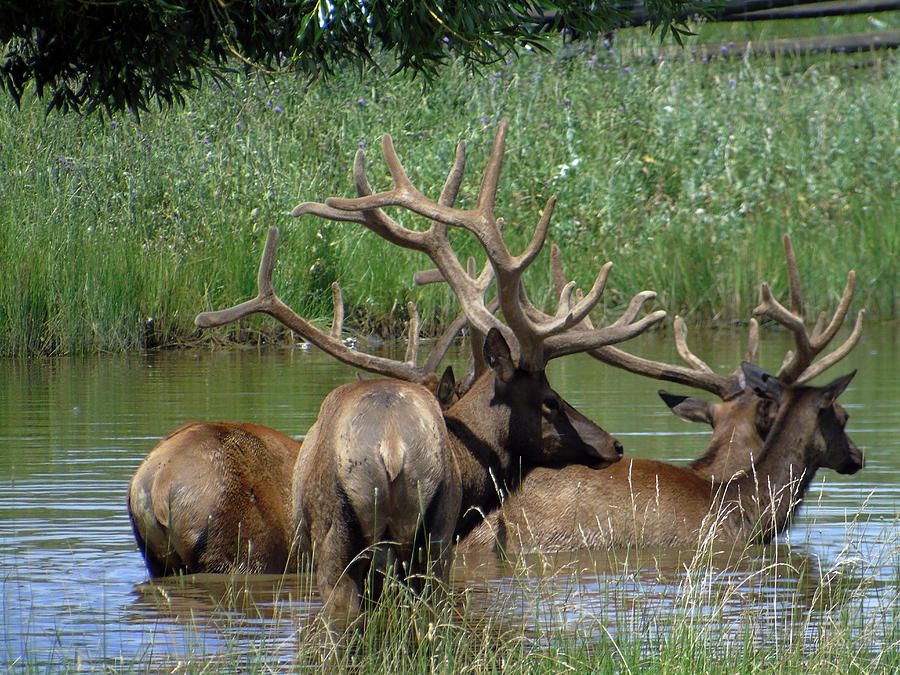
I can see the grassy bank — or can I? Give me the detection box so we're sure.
[1,29,898,356]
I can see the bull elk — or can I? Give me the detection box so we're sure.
[188,117,665,623]
[457,234,864,554]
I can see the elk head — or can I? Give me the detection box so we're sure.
[742,361,863,475]
[549,235,864,483]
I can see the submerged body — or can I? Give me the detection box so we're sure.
[128,421,301,576]
[293,377,460,622]
[457,366,863,555]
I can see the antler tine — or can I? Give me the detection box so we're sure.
[740,318,760,368]
[810,269,856,349]
[752,233,862,384]
[415,256,501,380]
[783,233,803,317]
[549,243,744,399]
[422,310,468,375]
[405,301,420,366]
[794,309,865,385]
[673,316,715,374]
[195,226,431,383]
[330,283,344,340]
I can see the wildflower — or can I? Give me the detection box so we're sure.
[358,98,365,105]
[110,120,118,127]
[442,37,450,44]
[359,140,366,148]
[236,122,243,129]
[203,139,210,144]
[275,106,282,113]
[480,116,489,124]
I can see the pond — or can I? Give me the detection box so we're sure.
[1,324,898,669]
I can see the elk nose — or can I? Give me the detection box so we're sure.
[614,440,624,457]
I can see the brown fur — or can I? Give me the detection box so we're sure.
[128,422,301,575]
[661,389,777,483]
[456,365,862,554]
[293,329,623,624]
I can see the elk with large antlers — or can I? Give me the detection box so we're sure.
[457,234,864,554]
[127,276,468,580]
[185,118,665,623]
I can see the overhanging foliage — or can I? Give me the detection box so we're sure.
[0,1,706,116]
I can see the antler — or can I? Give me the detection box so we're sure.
[195,226,439,385]
[294,117,665,370]
[550,244,758,400]
[752,233,864,385]
[416,256,502,391]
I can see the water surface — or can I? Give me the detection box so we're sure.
[1,325,898,668]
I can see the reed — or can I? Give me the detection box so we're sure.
[2,27,898,356]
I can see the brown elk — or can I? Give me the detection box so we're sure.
[457,234,864,554]
[127,279,463,580]
[128,421,302,576]
[192,117,665,622]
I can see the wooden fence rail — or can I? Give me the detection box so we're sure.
[538,1,900,55]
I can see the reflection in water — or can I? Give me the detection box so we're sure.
[124,575,318,670]
[1,327,898,669]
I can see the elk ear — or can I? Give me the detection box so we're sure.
[483,327,516,383]
[437,366,458,407]
[741,361,784,404]
[819,370,856,409]
[658,390,715,426]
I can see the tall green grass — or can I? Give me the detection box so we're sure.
[2,29,898,356]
